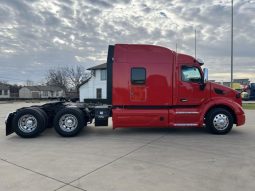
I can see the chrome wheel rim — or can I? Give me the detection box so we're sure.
[18,115,38,133]
[213,114,229,131]
[59,114,78,132]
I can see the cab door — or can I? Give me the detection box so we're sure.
[177,65,206,106]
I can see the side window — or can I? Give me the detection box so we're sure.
[100,69,107,81]
[91,70,96,77]
[181,66,202,83]
[131,68,146,85]
[43,91,48,97]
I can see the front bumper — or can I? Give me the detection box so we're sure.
[236,113,245,126]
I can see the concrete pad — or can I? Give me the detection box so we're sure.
[125,144,255,191]
[70,157,181,191]
[0,129,149,182]
[1,102,255,191]
[70,156,253,191]
[0,159,63,191]
[0,102,168,183]
[57,185,84,191]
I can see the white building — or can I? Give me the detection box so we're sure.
[0,82,10,98]
[79,63,107,102]
[19,86,65,98]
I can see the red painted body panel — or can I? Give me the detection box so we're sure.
[111,44,245,128]
[112,109,168,128]
[112,44,174,106]
[236,114,245,126]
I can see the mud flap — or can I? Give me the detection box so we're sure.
[5,112,15,136]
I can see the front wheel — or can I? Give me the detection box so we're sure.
[205,108,234,135]
[53,108,86,137]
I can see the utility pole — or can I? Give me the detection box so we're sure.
[231,0,234,88]
[195,29,197,59]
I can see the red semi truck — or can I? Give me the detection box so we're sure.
[5,44,245,138]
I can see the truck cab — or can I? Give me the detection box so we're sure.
[109,44,245,134]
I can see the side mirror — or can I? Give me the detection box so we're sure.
[203,68,208,84]
[200,68,208,90]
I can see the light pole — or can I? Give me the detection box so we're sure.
[231,0,234,88]
[195,28,197,59]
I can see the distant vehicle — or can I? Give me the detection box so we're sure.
[5,44,245,138]
[249,83,255,100]
[241,83,255,100]
[241,92,249,101]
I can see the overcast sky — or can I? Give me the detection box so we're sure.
[0,0,254,84]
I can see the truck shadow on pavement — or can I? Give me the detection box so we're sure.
[5,125,244,140]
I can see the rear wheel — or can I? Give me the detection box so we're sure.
[53,108,85,137]
[205,108,234,134]
[12,108,46,138]
[31,107,49,129]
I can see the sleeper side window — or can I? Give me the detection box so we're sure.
[131,68,146,85]
[181,66,202,83]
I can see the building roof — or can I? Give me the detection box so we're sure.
[23,86,63,91]
[0,82,10,90]
[87,63,106,70]
[40,86,63,91]
[233,79,250,84]
[24,86,39,91]
[233,79,249,82]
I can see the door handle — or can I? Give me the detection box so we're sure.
[180,98,188,102]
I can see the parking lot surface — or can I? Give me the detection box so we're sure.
[0,102,255,191]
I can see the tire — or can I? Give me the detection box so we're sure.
[31,107,49,130]
[53,108,85,137]
[12,108,46,138]
[205,108,234,135]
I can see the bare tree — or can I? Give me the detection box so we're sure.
[45,66,91,92]
[65,65,91,91]
[46,68,68,91]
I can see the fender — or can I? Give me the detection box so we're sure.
[199,97,244,126]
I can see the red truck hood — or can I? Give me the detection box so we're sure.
[209,82,242,105]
